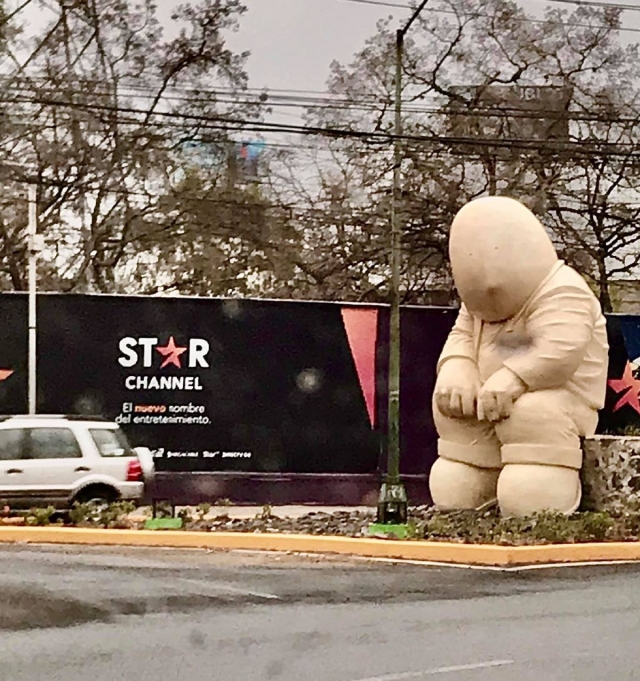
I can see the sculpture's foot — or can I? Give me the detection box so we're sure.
[497,464,581,517]
[429,458,500,511]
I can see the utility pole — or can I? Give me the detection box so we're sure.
[27,183,39,415]
[372,0,431,536]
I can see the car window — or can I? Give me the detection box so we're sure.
[26,428,82,459]
[90,428,133,457]
[0,429,24,461]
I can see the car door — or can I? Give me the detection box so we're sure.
[17,427,86,505]
[0,428,28,506]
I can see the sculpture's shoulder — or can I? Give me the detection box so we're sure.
[539,263,598,300]
[531,263,606,329]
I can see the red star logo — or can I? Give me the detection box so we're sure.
[608,362,640,414]
[0,370,13,382]
[155,337,187,369]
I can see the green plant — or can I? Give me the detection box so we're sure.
[600,424,640,437]
[26,506,56,526]
[153,501,174,519]
[260,504,273,520]
[178,507,193,525]
[69,502,91,526]
[197,503,212,520]
[95,501,137,529]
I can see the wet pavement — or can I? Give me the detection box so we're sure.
[0,545,639,680]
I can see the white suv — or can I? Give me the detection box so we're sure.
[0,415,155,510]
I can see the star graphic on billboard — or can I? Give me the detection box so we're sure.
[0,370,13,382]
[155,337,187,369]
[608,361,640,414]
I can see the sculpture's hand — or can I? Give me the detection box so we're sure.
[434,358,480,419]
[477,367,527,422]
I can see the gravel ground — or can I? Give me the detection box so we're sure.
[9,504,639,545]
[187,508,379,535]
[167,506,439,537]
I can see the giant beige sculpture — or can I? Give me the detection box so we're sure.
[429,196,609,517]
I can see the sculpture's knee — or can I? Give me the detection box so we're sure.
[498,464,581,517]
[429,458,500,511]
[493,390,595,516]
[431,401,501,510]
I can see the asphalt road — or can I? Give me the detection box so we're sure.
[1,546,639,681]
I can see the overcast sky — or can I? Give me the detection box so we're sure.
[12,0,640,137]
[221,0,404,93]
[15,0,640,94]
[205,0,640,93]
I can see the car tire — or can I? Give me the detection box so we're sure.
[72,485,119,507]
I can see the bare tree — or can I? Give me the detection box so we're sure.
[0,0,262,292]
[281,0,640,307]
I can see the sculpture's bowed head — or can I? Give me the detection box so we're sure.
[449,196,558,323]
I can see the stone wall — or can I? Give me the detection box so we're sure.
[581,436,640,512]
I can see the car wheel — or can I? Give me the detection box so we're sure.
[72,486,118,518]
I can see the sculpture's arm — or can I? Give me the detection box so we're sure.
[438,304,476,370]
[502,285,596,391]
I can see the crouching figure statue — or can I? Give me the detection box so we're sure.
[429,196,609,517]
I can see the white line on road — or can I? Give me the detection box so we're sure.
[352,555,640,572]
[351,659,514,681]
[177,577,281,600]
[229,548,640,572]
[351,556,512,572]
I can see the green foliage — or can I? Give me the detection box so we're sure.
[96,501,136,529]
[153,501,175,519]
[601,425,640,437]
[69,500,137,529]
[26,506,56,527]
[178,507,193,524]
[69,502,91,526]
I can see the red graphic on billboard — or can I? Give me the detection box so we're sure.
[341,308,378,428]
[155,337,187,369]
[0,369,13,382]
[608,362,640,414]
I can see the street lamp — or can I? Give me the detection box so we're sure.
[373,0,431,535]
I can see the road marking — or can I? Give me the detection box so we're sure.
[352,555,640,572]
[351,659,515,680]
[177,577,281,600]
[351,556,512,572]
[498,559,640,572]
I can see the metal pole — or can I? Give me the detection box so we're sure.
[28,183,37,415]
[387,27,404,487]
[376,0,431,527]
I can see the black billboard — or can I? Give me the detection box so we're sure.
[0,294,636,479]
[0,295,451,475]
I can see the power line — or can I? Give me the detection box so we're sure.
[3,92,640,160]
[5,81,640,126]
[341,0,640,10]
[543,0,640,11]
[334,0,640,32]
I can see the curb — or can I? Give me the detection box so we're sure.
[2,527,640,566]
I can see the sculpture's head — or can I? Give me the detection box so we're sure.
[449,196,558,322]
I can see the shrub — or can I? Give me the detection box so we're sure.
[26,506,56,526]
